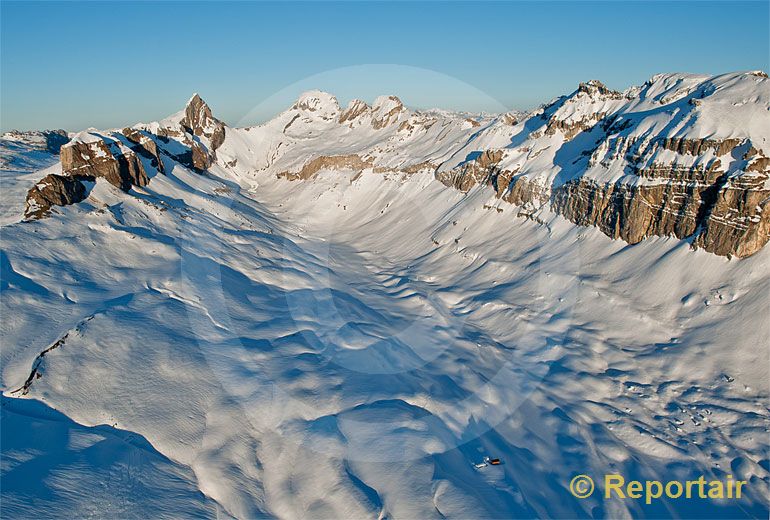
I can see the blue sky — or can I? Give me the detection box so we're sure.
[1,1,768,131]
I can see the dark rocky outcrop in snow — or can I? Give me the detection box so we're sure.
[121,127,165,174]
[22,93,229,218]
[60,136,150,192]
[24,173,92,219]
[183,94,226,151]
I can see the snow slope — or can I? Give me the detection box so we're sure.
[0,131,67,225]
[1,395,217,518]
[1,79,769,518]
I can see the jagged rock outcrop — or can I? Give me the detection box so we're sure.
[165,94,227,171]
[26,131,158,218]
[183,94,226,151]
[121,127,165,174]
[24,173,92,219]
[191,140,214,171]
[60,134,150,192]
[339,99,370,124]
[333,95,407,129]
[502,175,547,207]
[21,93,232,219]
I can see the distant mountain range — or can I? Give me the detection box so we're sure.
[13,70,770,258]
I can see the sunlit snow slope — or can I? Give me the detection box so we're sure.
[1,79,769,519]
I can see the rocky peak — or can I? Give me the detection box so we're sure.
[339,99,370,124]
[542,79,625,139]
[371,95,406,129]
[576,79,620,98]
[293,90,340,115]
[372,95,404,113]
[182,93,226,150]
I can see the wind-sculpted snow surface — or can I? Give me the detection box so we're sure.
[0,130,69,225]
[0,395,217,518]
[1,76,769,518]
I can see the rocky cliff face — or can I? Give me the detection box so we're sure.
[436,71,770,258]
[122,127,165,174]
[693,166,770,257]
[181,94,226,170]
[59,133,151,192]
[436,150,504,192]
[183,94,226,150]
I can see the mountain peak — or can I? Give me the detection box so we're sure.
[370,95,406,129]
[576,79,619,98]
[339,99,371,124]
[372,95,404,112]
[184,93,217,121]
[181,92,225,155]
[293,90,340,114]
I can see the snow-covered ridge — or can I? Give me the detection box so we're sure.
[435,71,770,257]
[10,70,770,257]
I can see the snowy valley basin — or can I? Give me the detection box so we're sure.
[1,73,770,519]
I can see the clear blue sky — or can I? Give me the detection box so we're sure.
[1,1,768,132]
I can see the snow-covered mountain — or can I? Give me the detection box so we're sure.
[438,72,770,258]
[21,71,770,258]
[1,72,769,518]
